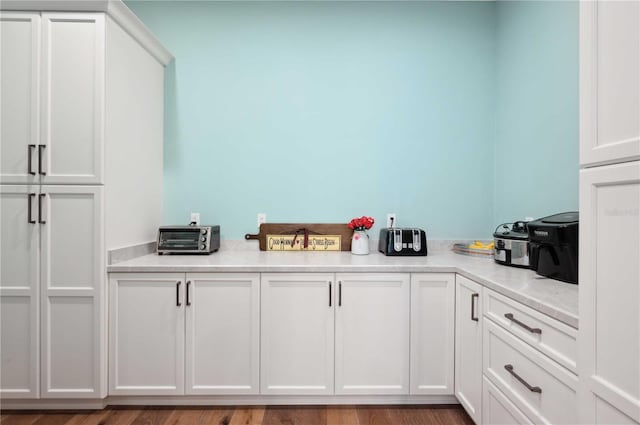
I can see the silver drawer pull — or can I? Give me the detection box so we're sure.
[504,313,542,334]
[504,364,542,393]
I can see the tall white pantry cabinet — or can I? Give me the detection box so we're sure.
[579,1,640,424]
[0,2,172,400]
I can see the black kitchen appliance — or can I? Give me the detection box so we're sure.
[379,228,427,256]
[493,221,530,268]
[527,212,579,284]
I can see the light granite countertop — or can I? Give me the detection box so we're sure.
[107,241,579,329]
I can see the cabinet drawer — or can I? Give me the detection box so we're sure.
[484,289,577,373]
[483,376,534,425]
[484,319,578,425]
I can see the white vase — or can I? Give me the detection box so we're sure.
[351,230,369,255]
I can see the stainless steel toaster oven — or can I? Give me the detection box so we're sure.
[157,225,220,254]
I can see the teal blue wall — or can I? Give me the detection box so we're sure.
[493,1,579,226]
[127,1,496,240]
[126,1,578,240]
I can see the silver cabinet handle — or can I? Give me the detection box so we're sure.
[338,281,342,306]
[38,194,46,224]
[471,293,479,322]
[38,145,46,175]
[176,281,182,307]
[504,364,542,393]
[28,193,36,223]
[28,145,36,175]
[504,313,542,334]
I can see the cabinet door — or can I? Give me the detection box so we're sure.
[579,161,640,424]
[40,13,104,184]
[185,273,260,395]
[580,1,640,166]
[0,13,40,184]
[410,273,455,395]
[109,273,185,396]
[261,273,334,395]
[455,275,483,424]
[0,185,39,398]
[40,185,104,398]
[335,273,410,395]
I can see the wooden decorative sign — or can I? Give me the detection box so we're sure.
[245,223,353,251]
[266,235,341,251]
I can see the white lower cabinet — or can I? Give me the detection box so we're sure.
[260,273,334,395]
[335,273,410,395]
[454,275,483,424]
[185,274,260,395]
[477,285,580,425]
[0,185,39,398]
[109,273,185,395]
[483,319,578,425]
[410,273,455,395]
[106,268,587,417]
[579,161,640,425]
[109,272,260,396]
[40,186,104,398]
[1,185,103,399]
[260,272,411,396]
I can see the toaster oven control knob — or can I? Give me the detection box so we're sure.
[200,244,206,250]
[201,228,208,235]
[201,236,207,242]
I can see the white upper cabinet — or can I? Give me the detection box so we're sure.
[0,13,39,184]
[40,13,104,184]
[0,12,104,185]
[580,1,640,166]
[334,273,410,395]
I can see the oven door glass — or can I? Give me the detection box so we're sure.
[159,229,200,250]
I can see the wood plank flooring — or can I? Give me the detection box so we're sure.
[0,405,474,425]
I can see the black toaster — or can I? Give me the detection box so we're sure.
[379,228,428,256]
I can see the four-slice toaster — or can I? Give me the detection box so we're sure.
[379,228,428,256]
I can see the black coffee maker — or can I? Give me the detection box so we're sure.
[527,212,579,284]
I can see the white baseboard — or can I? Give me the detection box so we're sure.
[1,394,459,410]
[1,398,107,410]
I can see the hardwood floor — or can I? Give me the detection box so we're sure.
[0,405,474,425]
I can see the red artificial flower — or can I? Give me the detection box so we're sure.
[348,216,375,231]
